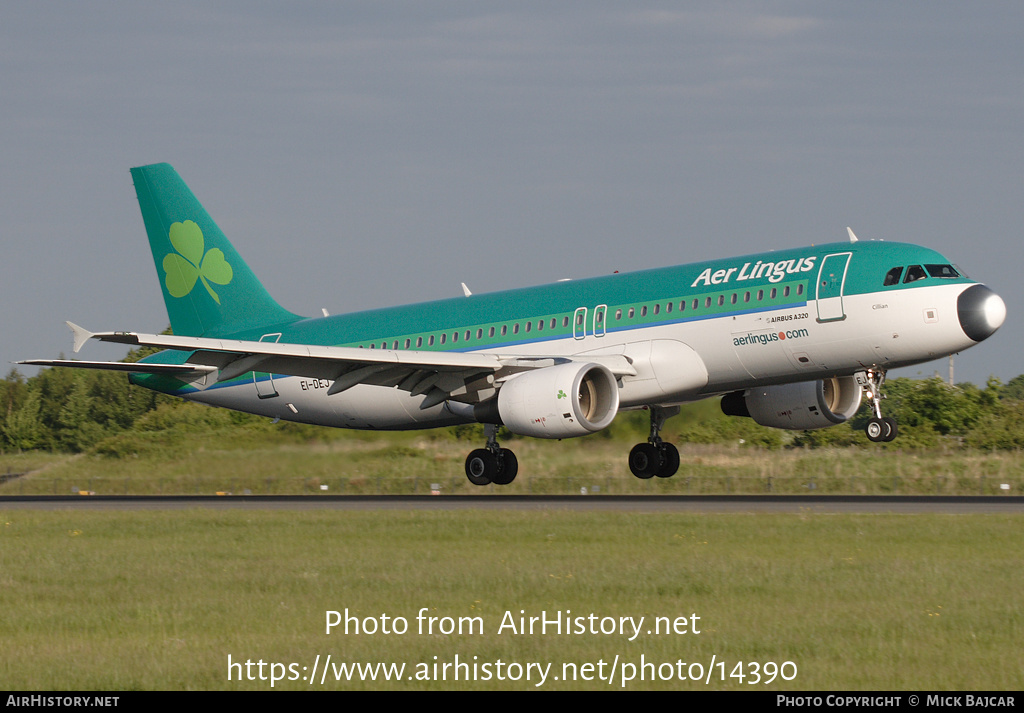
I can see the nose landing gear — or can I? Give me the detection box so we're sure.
[861,369,898,442]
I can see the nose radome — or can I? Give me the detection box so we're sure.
[957,284,1006,342]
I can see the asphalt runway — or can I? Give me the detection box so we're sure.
[1,494,1022,513]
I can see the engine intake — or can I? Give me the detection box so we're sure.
[495,362,619,439]
[721,376,862,430]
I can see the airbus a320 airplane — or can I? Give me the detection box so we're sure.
[22,164,1006,485]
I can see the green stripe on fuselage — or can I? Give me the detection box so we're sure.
[335,278,810,353]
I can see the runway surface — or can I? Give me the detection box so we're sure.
[2,494,1022,513]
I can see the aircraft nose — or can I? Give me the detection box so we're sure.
[957,284,1006,342]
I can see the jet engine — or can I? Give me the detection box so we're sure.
[720,376,862,430]
[495,362,619,439]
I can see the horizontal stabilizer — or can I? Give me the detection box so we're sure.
[17,359,217,378]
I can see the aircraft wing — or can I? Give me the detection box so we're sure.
[20,323,636,409]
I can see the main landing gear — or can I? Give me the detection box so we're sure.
[628,406,681,479]
[465,424,519,486]
[861,369,898,443]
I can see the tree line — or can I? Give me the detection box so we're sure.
[3,357,1024,454]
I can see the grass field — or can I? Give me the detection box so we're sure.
[2,432,1023,496]
[1,508,1021,690]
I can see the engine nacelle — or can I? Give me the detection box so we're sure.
[497,362,619,439]
[721,376,862,430]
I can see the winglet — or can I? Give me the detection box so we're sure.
[66,322,94,354]
[847,227,859,243]
[461,282,472,297]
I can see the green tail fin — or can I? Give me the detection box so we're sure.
[130,163,301,337]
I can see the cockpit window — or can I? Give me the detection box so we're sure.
[925,264,960,278]
[904,265,927,283]
[883,267,903,286]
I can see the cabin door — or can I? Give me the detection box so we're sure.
[816,252,852,322]
[573,307,588,340]
[593,304,607,338]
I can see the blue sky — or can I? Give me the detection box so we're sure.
[3,2,1020,386]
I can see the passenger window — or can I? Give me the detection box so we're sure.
[783,286,790,297]
[628,307,635,318]
[615,309,622,320]
[666,302,672,313]
[405,339,411,349]
[904,265,926,283]
[488,327,495,338]
[641,306,648,317]
[704,297,711,308]
[884,267,903,286]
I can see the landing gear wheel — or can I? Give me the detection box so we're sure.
[630,406,681,479]
[465,449,496,485]
[629,443,661,479]
[656,443,680,478]
[865,417,892,443]
[882,417,898,442]
[491,449,519,485]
